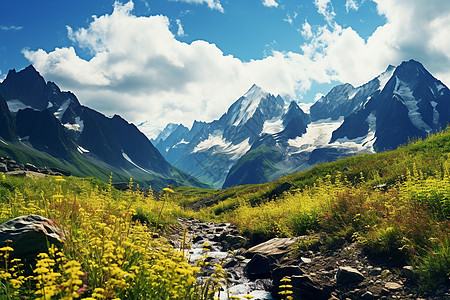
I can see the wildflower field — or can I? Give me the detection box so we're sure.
[0,129,449,298]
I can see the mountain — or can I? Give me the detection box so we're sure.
[154,84,310,188]
[330,60,450,151]
[222,60,450,187]
[0,66,207,189]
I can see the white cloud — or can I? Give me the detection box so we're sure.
[300,20,313,39]
[23,1,331,138]
[171,0,224,13]
[0,25,23,31]
[314,0,336,24]
[262,0,279,8]
[176,19,185,37]
[22,0,450,137]
[284,12,298,25]
[345,0,359,12]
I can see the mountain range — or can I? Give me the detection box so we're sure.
[0,66,207,190]
[153,60,450,188]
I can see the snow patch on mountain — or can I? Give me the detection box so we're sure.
[77,146,90,154]
[47,102,53,109]
[193,133,231,153]
[224,138,251,160]
[0,138,7,145]
[394,77,432,133]
[331,113,377,152]
[53,99,71,121]
[64,117,84,132]
[298,102,314,114]
[378,66,395,91]
[348,89,358,100]
[288,118,344,152]
[431,101,439,126]
[6,99,33,112]
[261,118,284,135]
[122,151,150,174]
[231,85,268,126]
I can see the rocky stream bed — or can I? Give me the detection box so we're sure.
[169,218,449,300]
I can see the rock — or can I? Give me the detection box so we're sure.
[271,265,304,297]
[6,171,26,177]
[192,235,204,243]
[24,163,38,172]
[0,163,7,172]
[291,275,330,300]
[360,291,375,299]
[244,253,276,280]
[384,282,402,290]
[336,266,365,285]
[50,167,71,177]
[223,235,247,250]
[245,237,298,259]
[0,215,66,263]
[401,266,416,280]
[224,259,238,269]
[300,257,312,264]
[112,182,130,191]
[369,267,382,276]
[267,182,293,199]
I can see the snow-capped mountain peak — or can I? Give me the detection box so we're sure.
[230,84,270,126]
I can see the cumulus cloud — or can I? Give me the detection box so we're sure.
[262,0,278,8]
[314,0,336,24]
[22,0,450,137]
[345,0,359,12]
[24,1,331,137]
[171,0,224,12]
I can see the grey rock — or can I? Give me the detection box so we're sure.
[300,257,312,264]
[24,163,38,172]
[244,253,276,280]
[0,163,7,172]
[267,182,293,199]
[272,265,304,284]
[336,266,365,285]
[361,291,375,299]
[245,237,298,259]
[384,282,402,290]
[369,267,382,276]
[0,215,65,263]
[224,235,247,249]
[291,275,331,300]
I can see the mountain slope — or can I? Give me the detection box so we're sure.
[154,85,310,188]
[0,66,207,189]
[223,60,450,187]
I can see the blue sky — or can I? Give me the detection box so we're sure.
[1,0,450,137]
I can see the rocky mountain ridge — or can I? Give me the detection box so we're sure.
[154,60,450,188]
[0,66,207,190]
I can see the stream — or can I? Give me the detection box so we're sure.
[175,218,273,300]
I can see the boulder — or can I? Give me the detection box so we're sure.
[271,265,304,297]
[267,182,293,199]
[245,237,298,260]
[24,163,38,172]
[336,266,365,285]
[0,163,7,172]
[291,275,331,300]
[244,253,277,280]
[0,215,66,263]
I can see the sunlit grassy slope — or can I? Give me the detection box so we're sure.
[0,128,448,298]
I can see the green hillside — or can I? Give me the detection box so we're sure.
[0,128,448,298]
